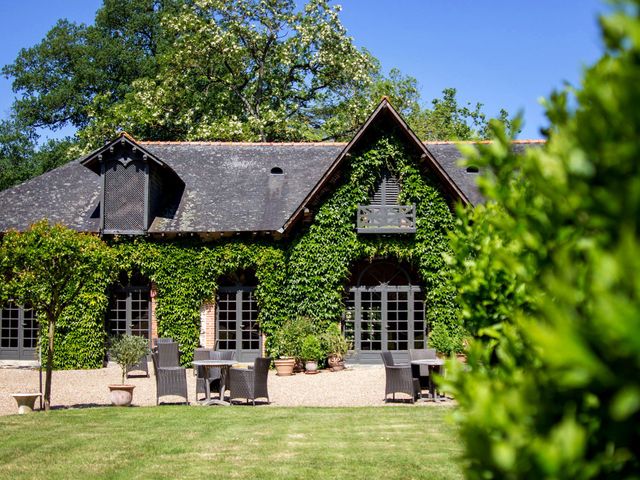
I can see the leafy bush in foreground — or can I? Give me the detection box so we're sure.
[444,2,640,477]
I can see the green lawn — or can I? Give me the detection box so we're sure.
[0,406,463,479]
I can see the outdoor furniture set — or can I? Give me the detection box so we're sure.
[151,338,271,406]
[381,349,445,403]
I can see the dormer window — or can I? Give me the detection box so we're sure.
[357,170,416,234]
[81,133,183,235]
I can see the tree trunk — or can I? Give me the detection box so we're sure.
[44,319,56,412]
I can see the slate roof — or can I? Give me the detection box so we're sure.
[0,139,542,234]
[424,141,541,206]
[0,143,342,233]
[142,142,343,233]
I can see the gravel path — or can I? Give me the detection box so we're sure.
[0,362,450,415]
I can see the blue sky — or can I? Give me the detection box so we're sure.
[0,0,606,140]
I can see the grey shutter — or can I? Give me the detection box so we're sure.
[371,171,400,206]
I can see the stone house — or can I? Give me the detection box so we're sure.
[0,99,539,364]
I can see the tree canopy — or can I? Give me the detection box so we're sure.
[1,0,511,191]
[0,221,117,410]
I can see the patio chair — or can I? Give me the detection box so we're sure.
[228,357,272,405]
[219,350,236,361]
[126,354,149,378]
[151,352,189,405]
[381,351,419,403]
[194,349,222,401]
[409,348,437,396]
[153,337,174,349]
[156,341,180,368]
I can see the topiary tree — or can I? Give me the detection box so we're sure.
[0,221,117,411]
[109,335,150,385]
[443,2,640,477]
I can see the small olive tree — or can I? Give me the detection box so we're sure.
[109,335,150,385]
[0,221,116,411]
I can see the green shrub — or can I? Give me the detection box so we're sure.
[443,3,640,477]
[268,317,316,359]
[300,334,324,362]
[321,323,351,359]
[428,322,463,356]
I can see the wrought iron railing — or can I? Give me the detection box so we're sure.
[357,204,416,233]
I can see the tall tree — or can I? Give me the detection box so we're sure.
[2,0,170,131]
[0,222,116,411]
[0,121,36,190]
[80,0,379,143]
[1,0,512,190]
[0,120,77,191]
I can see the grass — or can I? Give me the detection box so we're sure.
[0,406,463,480]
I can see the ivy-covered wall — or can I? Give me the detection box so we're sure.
[48,132,463,368]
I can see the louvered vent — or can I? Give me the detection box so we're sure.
[371,171,400,206]
[103,158,146,233]
[357,169,416,233]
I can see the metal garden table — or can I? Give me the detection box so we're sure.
[192,359,237,406]
[410,358,445,401]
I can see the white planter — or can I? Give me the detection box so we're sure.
[108,384,135,407]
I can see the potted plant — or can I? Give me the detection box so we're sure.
[108,334,150,406]
[300,334,324,373]
[270,321,297,376]
[270,317,316,376]
[270,328,296,376]
[321,323,351,371]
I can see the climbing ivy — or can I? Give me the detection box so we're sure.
[113,240,288,364]
[285,134,462,353]
[16,131,462,369]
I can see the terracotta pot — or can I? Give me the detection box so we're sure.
[456,354,467,363]
[327,355,345,371]
[274,358,295,376]
[109,384,135,407]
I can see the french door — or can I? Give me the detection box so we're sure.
[0,303,39,361]
[345,286,426,363]
[107,287,151,339]
[217,287,261,362]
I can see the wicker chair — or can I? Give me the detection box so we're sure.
[228,357,272,405]
[151,352,189,405]
[156,341,180,368]
[381,351,419,403]
[409,348,437,396]
[126,354,149,378]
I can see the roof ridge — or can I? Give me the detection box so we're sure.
[138,139,545,146]
[139,141,348,146]
[424,139,546,145]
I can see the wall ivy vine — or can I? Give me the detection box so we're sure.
[43,131,463,368]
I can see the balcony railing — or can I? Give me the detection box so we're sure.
[357,204,417,234]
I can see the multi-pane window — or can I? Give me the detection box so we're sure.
[217,288,260,360]
[387,291,409,351]
[360,291,383,351]
[107,288,151,338]
[345,261,426,361]
[0,304,19,349]
[0,303,38,360]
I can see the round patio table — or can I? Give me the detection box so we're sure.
[410,358,445,401]
[192,359,237,406]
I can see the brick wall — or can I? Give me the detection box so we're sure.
[200,302,217,348]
